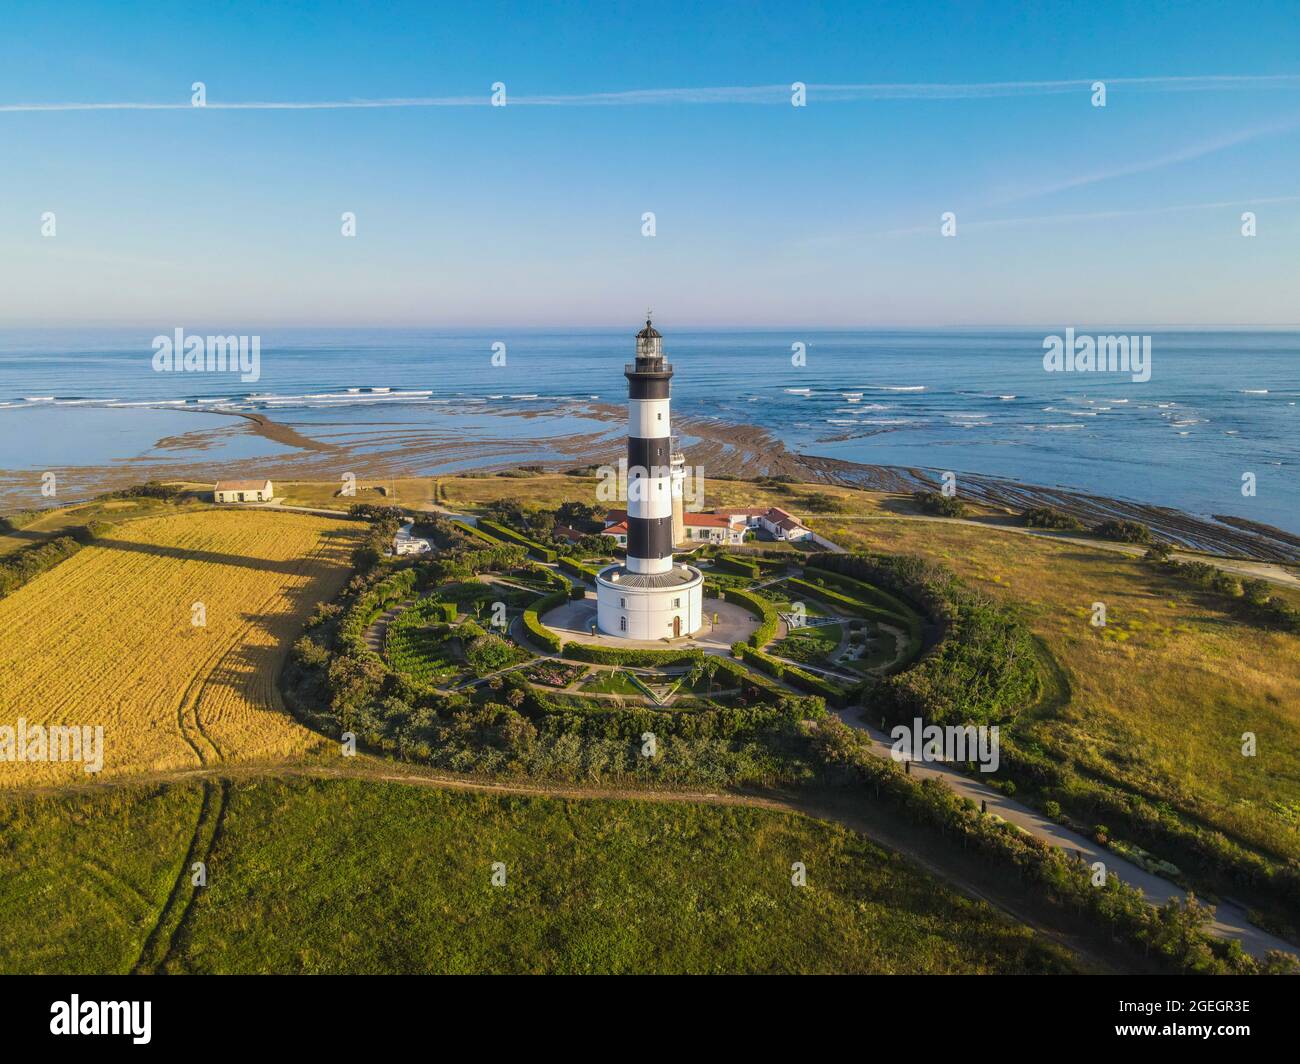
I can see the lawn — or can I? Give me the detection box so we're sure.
[0,777,1080,974]
[580,669,645,697]
[772,623,843,666]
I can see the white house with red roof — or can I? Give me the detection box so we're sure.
[601,504,812,547]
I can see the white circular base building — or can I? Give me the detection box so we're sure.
[595,562,704,640]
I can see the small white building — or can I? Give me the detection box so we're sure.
[392,521,432,555]
[214,478,273,503]
[601,504,812,547]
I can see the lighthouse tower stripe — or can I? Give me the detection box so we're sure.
[625,319,675,576]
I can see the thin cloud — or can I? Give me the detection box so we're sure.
[997,115,1300,203]
[868,193,1300,239]
[5,74,1300,112]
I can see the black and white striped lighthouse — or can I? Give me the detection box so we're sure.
[595,317,704,640]
[624,317,674,575]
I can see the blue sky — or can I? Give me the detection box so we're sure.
[2,0,1299,326]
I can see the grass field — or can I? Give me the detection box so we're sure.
[0,509,360,786]
[817,515,1300,864]
[0,777,1079,974]
[0,495,207,557]
[268,477,437,512]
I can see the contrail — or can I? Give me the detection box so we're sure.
[4,74,1300,112]
[870,194,1300,239]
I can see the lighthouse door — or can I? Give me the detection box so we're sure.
[673,616,681,638]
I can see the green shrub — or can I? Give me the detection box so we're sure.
[1092,519,1152,544]
[1022,506,1084,530]
[912,491,965,517]
[465,633,528,675]
[0,536,84,600]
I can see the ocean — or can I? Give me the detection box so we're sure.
[1,327,1296,532]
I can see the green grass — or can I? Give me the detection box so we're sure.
[772,623,843,666]
[0,785,202,973]
[0,778,1079,973]
[580,669,645,697]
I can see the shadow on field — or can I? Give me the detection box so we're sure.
[84,536,316,575]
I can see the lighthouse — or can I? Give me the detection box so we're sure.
[595,318,704,639]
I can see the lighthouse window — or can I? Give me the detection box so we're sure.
[672,597,681,608]
[619,597,626,608]
[619,616,627,632]
[657,412,662,420]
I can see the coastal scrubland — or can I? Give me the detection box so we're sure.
[815,515,1300,870]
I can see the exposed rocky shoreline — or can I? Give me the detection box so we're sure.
[2,401,1296,564]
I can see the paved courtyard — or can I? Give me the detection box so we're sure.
[542,592,760,655]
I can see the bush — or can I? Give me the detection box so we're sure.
[912,491,965,517]
[0,509,44,532]
[465,633,527,675]
[0,536,84,599]
[1092,519,1152,544]
[1022,506,1084,531]
[69,520,115,544]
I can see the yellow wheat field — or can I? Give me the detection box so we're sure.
[0,509,360,788]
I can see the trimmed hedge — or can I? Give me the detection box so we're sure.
[559,556,600,583]
[720,586,779,647]
[452,519,510,548]
[798,565,924,654]
[478,518,558,562]
[713,555,760,580]
[733,643,849,706]
[561,643,705,667]
[522,589,567,653]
